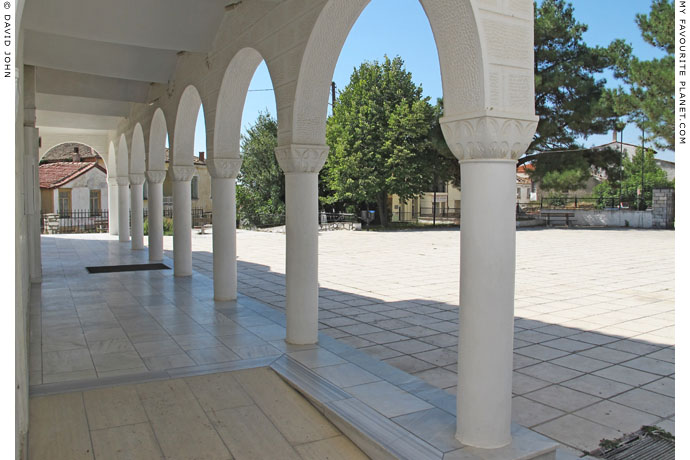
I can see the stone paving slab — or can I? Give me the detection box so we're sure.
[182,228,675,453]
[33,228,675,455]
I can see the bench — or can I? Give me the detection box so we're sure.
[194,224,212,234]
[542,211,575,227]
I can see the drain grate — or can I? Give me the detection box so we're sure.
[86,263,170,274]
[593,429,674,460]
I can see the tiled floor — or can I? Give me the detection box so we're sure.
[186,228,675,453]
[30,227,674,455]
[29,367,367,460]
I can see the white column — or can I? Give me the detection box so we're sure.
[108,177,119,235]
[129,174,145,250]
[170,165,196,276]
[24,127,42,282]
[441,113,538,449]
[457,159,517,447]
[117,177,130,242]
[275,144,329,345]
[208,158,243,300]
[146,170,167,262]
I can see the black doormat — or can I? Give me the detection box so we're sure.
[86,263,170,274]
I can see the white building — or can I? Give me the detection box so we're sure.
[39,162,108,215]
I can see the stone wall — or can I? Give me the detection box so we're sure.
[652,188,675,229]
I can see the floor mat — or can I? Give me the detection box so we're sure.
[86,263,170,273]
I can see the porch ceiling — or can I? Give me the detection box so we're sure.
[23,0,228,132]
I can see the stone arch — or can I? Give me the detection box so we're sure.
[40,141,108,173]
[290,0,488,146]
[130,123,146,175]
[172,85,203,166]
[116,133,129,177]
[213,47,267,159]
[148,108,168,171]
[106,141,117,178]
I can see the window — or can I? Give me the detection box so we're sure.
[191,176,199,200]
[517,188,521,199]
[90,190,101,216]
[143,181,148,200]
[58,189,72,217]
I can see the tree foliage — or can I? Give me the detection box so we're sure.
[593,148,673,209]
[532,0,617,152]
[527,147,620,193]
[323,56,445,225]
[236,112,285,227]
[609,0,675,150]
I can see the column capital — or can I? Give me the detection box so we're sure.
[107,177,118,186]
[116,177,129,187]
[145,170,167,184]
[275,144,329,174]
[440,112,538,162]
[208,158,242,179]
[169,165,196,182]
[128,173,146,185]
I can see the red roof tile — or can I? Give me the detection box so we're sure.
[39,162,106,189]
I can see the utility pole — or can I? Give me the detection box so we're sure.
[331,82,336,108]
[619,127,624,209]
[640,121,645,210]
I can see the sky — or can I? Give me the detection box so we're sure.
[191,0,674,162]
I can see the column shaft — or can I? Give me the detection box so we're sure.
[108,180,119,235]
[147,182,164,261]
[212,177,238,300]
[173,179,192,276]
[130,183,144,250]
[285,173,319,344]
[117,183,130,242]
[456,160,516,448]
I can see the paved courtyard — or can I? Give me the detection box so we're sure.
[182,227,675,453]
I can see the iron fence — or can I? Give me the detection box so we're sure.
[41,210,109,234]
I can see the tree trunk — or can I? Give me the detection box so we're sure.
[376,194,389,227]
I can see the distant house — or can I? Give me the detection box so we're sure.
[595,131,675,181]
[39,162,108,215]
[40,142,107,169]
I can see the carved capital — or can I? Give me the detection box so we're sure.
[107,177,118,186]
[208,158,242,179]
[275,144,329,174]
[116,177,129,187]
[440,113,538,161]
[128,174,146,186]
[169,165,196,182]
[145,170,167,184]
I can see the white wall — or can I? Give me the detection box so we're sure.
[569,209,653,228]
[53,167,109,211]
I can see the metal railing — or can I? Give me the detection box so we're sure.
[41,210,109,234]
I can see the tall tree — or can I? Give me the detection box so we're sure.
[236,112,285,227]
[323,56,439,226]
[532,0,618,152]
[609,0,675,150]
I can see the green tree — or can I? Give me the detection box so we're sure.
[593,147,673,209]
[525,0,626,194]
[236,112,285,227]
[323,56,440,226]
[609,0,675,150]
[532,0,618,152]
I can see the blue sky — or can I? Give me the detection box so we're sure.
[192,0,674,162]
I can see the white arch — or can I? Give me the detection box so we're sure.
[130,123,146,175]
[40,141,108,173]
[116,133,129,177]
[148,108,168,171]
[106,140,117,177]
[290,0,486,145]
[213,47,267,159]
[172,85,202,166]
